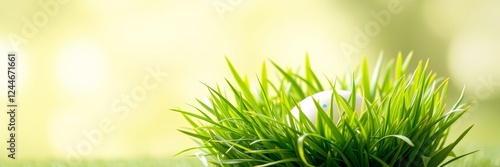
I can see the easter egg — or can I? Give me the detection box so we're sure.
[290,90,363,124]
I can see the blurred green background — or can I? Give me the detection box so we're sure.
[0,0,499,166]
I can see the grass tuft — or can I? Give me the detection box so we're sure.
[175,53,475,166]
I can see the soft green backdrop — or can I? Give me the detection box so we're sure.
[0,0,498,165]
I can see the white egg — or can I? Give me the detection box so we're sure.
[290,90,364,124]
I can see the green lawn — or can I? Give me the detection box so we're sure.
[0,157,203,167]
[0,144,496,167]
[0,146,498,167]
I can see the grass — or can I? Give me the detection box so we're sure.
[451,144,500,167]
[176,52,478,167]
[0,150,497,167]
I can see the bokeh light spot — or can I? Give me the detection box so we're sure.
[58,41,108,94]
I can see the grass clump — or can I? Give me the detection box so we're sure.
[175,52,476,167]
